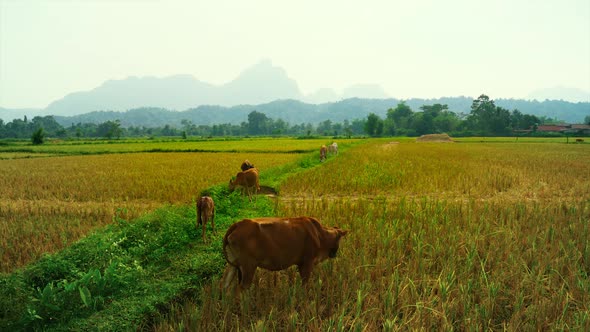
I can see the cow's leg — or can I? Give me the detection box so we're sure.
[297,261,314,284]
[221,264,237,291]
[211,212,215,234]
[201,217,206,242]
[246,186,252,202]
[239,264,257,291]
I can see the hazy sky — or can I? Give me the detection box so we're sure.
[1,0,589,109]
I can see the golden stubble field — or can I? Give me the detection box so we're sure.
[0,151,302,273]
[156,140,590,331]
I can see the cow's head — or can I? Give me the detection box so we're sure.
[314,227,348,264]
[228,177,236,191]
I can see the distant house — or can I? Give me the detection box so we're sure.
[570,124,590,135]
[536,125,569,133]
[536,124,590,135]
[514,123,590,135]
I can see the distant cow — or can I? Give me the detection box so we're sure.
[221,216,348,295]
[576,138,584,143]
[229,168,260,201]
[197,196,215,241]
[328,142,338,155]
[320,145,328,162]
[241,160,255,171]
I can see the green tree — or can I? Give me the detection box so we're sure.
[467,94,511,135]
[387,102,414,130]
[365,113,384,137]
[317,120,333,136]
[31,127,45,145]
[419,103,448,118]
[433,111,460,133]
[96,120,122,139]
[31,116,63,136]
[247,111,269,135]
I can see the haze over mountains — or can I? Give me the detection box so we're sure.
[0,60,589,124]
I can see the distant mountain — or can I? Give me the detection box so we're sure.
[528,86,590,103]
[221,59,303,105]
[44,75,215,117]
[43,60,303,117]
[342,84,389,99]
[303,88,340,104]
[53,97,590,128]
[2,61,589,124]
[303,84,390,104]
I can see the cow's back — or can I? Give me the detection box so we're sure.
[240,168,259,189]
[223,218,314,271]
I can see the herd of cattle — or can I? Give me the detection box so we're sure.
[196,142,345,296]
[320,142,338,162]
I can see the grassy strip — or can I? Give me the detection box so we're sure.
[0,147,315,156]
[0,186,272,331]
[0,143,345,331]
[0,137,361,157]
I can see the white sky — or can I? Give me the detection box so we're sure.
[1,0,589,109]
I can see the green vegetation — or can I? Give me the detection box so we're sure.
[2,95,587,141]
[155,139,590,331]
[1,138,589,330]
[0,137,360,157]
[0,188,276,331]
[31,127,45,145]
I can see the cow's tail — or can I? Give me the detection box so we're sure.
[196,200,202,226]
[222,222,243,285]
[222,223,240,268]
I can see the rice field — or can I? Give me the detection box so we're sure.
[0,150,302,273]
[154,139,590,331]
[2,137,589,330]
[0,137,361,156]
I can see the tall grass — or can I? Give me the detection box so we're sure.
[154,140,590,331]
[280,140,590,201]
[0,137,362,156]
[0,152,301,273]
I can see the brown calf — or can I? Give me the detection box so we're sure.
[229,168,260,201]
[221,216,348,296]
[241,159,255,171]
[196,196,215,241]
[320,145,328,162]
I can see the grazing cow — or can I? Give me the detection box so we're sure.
[320,145,328,162]
[197,196,215,241]
[241,159,255,171]
[229,168,260,201]
[576,138,584,143]
[328,142,338,155]
[221,216,348,295]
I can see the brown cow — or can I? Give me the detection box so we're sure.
[320,145,328,162]
[229,168,260,201]
[196,196,215,241]
[221,216,348,295]
[241,159,255,171]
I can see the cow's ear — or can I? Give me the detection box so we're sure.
[337,229,348,237]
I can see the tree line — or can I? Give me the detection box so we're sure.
[1,95,585,144]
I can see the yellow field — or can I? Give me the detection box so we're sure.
[155,139,590,331]
[2,138,589,329]
[0,137,361,156]
[0,151,301,273]
[280,140,590,201]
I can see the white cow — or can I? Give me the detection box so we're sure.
[328,142,338,155]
